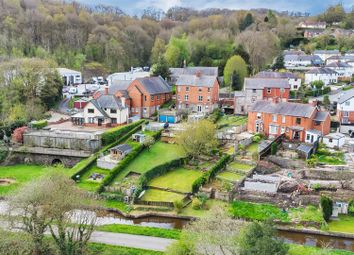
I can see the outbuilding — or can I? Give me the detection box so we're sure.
[323,133,346,149]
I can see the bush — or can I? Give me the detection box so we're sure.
[271,143,278,155]
[320,196,333,222]
[252,135,261,143]
[0,141,8,163]
[208,108,222,123]
[0,120,27,140]
[31,120,48,129]
[101,120,145,145]
[12,126,28,143]
[306,156,318,168]
[173,200,184,213]
[349,200,354,215]
[192,199,202,210]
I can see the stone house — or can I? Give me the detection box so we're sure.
[247,100,331,142]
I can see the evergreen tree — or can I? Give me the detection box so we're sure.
[231,71,241,91]
[151,55,171,79]
[239,13,254,31]
[272,54,285,70]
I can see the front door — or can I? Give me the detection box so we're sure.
[293,131,300,141]
[98,119,103,126]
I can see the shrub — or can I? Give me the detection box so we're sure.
[252,135,261,143]
[12,126,28,143]
[101,120,145,145]
[252,152,259,161]
[0,141,8,163]
[271,143,278,155]
[312,183,321,191]
[320,196,333,222]
[349,200,354,215]
[173,200,184,213]
[208,108,222,123]
[192,199,202,210]
[31,120,48,129]
[306,156,317,168]
[238,144,246,151]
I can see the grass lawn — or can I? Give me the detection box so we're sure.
[217,115,248,129]
[148,168,202,193]
[328,215,354,234]
[289,205,324,224]
[217,171,244,182]
[88,243,163,255]
[77,164,110,192]
[113,142,185,182]
[180,199,230,218]
[287,244,354,255]
[228,162,254,173]
[231,200,290,222]
[0,164,50,196]
[96,224,181,239]
[317,155,346,165]
[141,189,185,202]
[246,142,259,154]
[101,199,130,213]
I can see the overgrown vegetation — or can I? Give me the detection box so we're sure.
[320,196,333,222]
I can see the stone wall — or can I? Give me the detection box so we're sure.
[302,169,354,180]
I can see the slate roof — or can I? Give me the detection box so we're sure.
[337,89,354,104]
[326,62,352,68]
[314,50,340,54]
[297,144,314,154]
[284,55,323,62]
[109,80,131,94]
[170,67,218,76]
[110,144,132,153]
[314,111,329,122]
[96,94,125,110]
[250,100,315,118]
[306,67,338,74]
[175,74,217,87]
[136,76,172,95]
[244,78,290,89]
[307,129,323,135]
[90,99,110,118]
[254,71,297,79]
[324,133,346,140]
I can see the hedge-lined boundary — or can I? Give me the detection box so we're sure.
[101,120,145,145]
[134,158,185,199]
[70,121,145,179]
[97,130,162,193]
[191,154,230,193]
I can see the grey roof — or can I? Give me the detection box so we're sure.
[254,71,297,79]
[297,144,314,154]
[314,50,340,54]
[314,111,329,122]
[176,74,217,87]
[109,80,131,94]
[90,99,110,118]
[307,129,322,135]
[326,62,352,68]
[250,100,315,118]
[244,78,290,89]
[324,133,346,139]
[284,55,323,62]
[170,67,218,76]
[306,67,338,74]
[136,76,172,95]
[110,144,132,153]
[96,94,125,110]
[337,89,354,104]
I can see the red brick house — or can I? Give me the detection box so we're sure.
[175,72,219,114]
[247,100,330,143]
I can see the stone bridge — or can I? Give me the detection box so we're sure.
[9,146,92,168]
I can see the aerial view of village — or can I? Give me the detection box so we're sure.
[0,0,353,254]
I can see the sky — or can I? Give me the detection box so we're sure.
[77,0,354,16]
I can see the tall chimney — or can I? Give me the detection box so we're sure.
[104,85,109,95]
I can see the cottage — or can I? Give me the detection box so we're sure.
[71,91,129,127]
[336,89,354,124]
[254,71,301,90]
[57,68,82,86]
[326,62,353,81]
[323,133,346,149]
[175,72,219,114]
[247,100,330,142]
[305,67,338,85]
[314,50,341,62]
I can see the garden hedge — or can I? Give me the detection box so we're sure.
[101,120,145,145]
[70,121,145,180]
[192,154,230,193]
[31,120,48,129]
[97,130,162,193]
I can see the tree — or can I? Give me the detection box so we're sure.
[272,54,285,70]
[312,80,324,96]
[323,95,330,109]
[320,4,346,24]
[165,36,189,67]
[151,55,171,79]
[239,222,288,255]
[224,55,248,91]
[143,136,155,151]
[167,208,244,255]
[231,71,241,91]
[239,13,254,31]
[151,37,166,64]
[320,196,333,222]
[8,170,97,255]
[176,120,218,159]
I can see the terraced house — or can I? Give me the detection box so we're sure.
[247,100,330,143]
[175,71,219,114]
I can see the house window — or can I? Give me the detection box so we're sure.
[143,108,147,113]
[272,114,277,122]
[345,101,350,106]
[207,96,211,102]
[151,95,154,102]
[281,127,285,134]
[177,87,181,92]
[208,88,211,92]
[178,95,181,100]
[186,86,189,92]
[343,111,349,117]
[282,115,286,123]
[267,88,271,94]
[110,109,117,114]
[257,113,261,119]
[315,121,321,126]
[296,117,301,124]
[88,117,94,123]
[198,87,202,92]
[111,118,117,124]
[306,134,311,141]
[197,105,202,112]
[184,95,189,101]
[294,85,298,89]
[269,125,278,134]
[329,138,333,143]
[144,95,147,101]
[157,95,160,101]
[88,109,94,113]
[198,95,203,102]
[252,89,256,93]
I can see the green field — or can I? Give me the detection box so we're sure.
[113,142,185,181]
[217,171,244,182]
[0,164,51,196]
[148,168,202,193]
[141,189,185,202]
[328,215,354,234]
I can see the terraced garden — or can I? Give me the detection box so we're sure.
[328,215,354,234]
[141,189,185,202]
[216,115,248,129]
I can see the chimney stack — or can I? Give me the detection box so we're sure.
[104,85,109,95]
